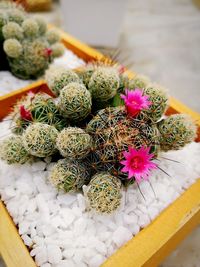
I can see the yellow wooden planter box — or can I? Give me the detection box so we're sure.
[0,27,200,267]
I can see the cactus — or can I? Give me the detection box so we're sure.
[56,127,92,159]
[23,123,58,157]
[0,2,63,79]
[49,159,90,193]
[76,65,94,89]
[128,74,150,90]
[0,135,29,164]
[2,21,23,40]
[11,93,67,133]
[30,93,67,131]
[137,84,169,123]
[46,28,60,44]
[51,43,65,57]
[58,82,92,121]
[88,67,120,101]
[3,38,22,58]
[85,172,122,213]
[86,106,159,163]
[45,67,81,96]
[158,114,197,151]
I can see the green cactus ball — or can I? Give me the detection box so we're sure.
[88,67,120,101]
[128,74,150,90]
[22,18,39,38]
[3,38,22,58]
[0,136,29,164]
[2,22,23,40]
[23,123,58,157]
[45,67,80,96]
[56,127,92,159]
[158,114,197,151]
[49,159,90,193]
[51,43,65,57]
[58,82,92,121]
[46,28,60,44]
[85,172,122,213]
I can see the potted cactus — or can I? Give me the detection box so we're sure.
[0,1,64,79]
[0,64,197,214]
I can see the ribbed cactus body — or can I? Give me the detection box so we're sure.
[86,107,159,164]
[46,68,81,96]
[30,94,67,131]
[49,159,90,193]
[158,114,197,151]
[85,172,122,213]
[128,74,150,90]
[1,136,29,164]
[88,67,120,101]
[23,123,58,157]
[56,127,92,159]
[58,82,92,121]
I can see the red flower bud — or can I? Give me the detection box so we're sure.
[20,105,32,121]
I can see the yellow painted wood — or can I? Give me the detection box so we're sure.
[0,26,200,267]
[0,202,36,267]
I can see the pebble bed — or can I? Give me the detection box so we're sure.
[0,49,85,96]
[0,119,200,267]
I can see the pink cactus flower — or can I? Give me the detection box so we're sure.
[19,105,32,121]
[120,146,157,182]
[121,89,151,117]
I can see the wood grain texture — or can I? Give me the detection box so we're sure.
[0,26,199,267]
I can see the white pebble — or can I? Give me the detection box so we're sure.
[47,245,62,264]
[112,226,132,247]
[89,254,106,267]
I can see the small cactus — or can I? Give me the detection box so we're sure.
[2,22,23,40]
[88,67,120,101]
[0,3,63,79]
[22,18,39,38]
[140,84,169,122]
[46,28,60,44]
[158,114,197,151]
[76,65,94,89]
[0,135,29,164]
[3,38,22,58]
[49,159,90,192]
[23,123,58,157]
[58,82,92,121]
[85,172,122,213]
[56,127,92,159]
[128,74,150,90]
[30,93,67,131]
[45,67,81,96]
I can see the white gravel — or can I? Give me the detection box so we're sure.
[0,48,85,96]
[0,119,200,267]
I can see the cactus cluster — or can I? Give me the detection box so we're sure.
[11,93,67,134]
[0,1,64,79]
[1,63,197,214]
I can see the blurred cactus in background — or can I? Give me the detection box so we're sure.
[0,1,64,79]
